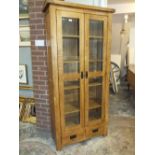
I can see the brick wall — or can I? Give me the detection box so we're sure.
[28,0,51,131]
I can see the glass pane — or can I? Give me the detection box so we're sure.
[89,39,103,60]
[89,20,104,72]
[64,80,80,127]
[65,112,80,127]
[90,20,103,37]
[63,38,79,60]
[64,62,79,73]
[62,17,79,36]
[89,62,102,72]
[89,77,103,121]
[89,108,101,121]
[62,18,80,74]
[64,80,80,88]
[19,19,30,26]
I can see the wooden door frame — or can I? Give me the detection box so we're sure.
[56,10,85,134]
[84,14,108,126]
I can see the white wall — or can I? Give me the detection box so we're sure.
[111,13,135,65]
[108,2,135,14]
[65,0,107,6]
[111,14,124,54]
[128,14,135,64]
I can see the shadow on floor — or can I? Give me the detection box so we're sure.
[19,82,135,155]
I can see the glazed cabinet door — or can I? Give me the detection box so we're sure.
[85,14,108,126]
[57,10,85,137]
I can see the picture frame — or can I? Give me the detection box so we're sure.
[19,64,28,84]
[19,0,29,16]
[19,26,31,46]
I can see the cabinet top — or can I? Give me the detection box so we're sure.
[43,0,115,13]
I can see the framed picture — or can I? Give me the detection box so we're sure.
[19,26,31,46]
[19,64,28,84]
[19,0,29,17]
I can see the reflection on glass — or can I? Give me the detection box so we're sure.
[64,80,80,127]
[90,20,103,37]
[89,77,103,121]
[65,112,80,126]
[63,18,79,36]
[89,108,101,121]
[89,20,104,72]
[62,17,80,74]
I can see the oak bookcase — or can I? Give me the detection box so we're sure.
[43,0,115,150]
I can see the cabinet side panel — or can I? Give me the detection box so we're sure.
[49,6,62,150]
[45,10,55,138]
[104,14,112,135]
[45,6,62,150]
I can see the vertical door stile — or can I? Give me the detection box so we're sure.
[84,14,89,127]
[79,13,85,128]
[56,11,65,132]
[85,14,108,126]
[57,10,85,135]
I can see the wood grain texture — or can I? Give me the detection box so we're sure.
[127,65,135,89]
[43,0,115,13]
[19,86,33,90]
[104,14,112,135]
[44,1,114,150]
[56,10,85,140]
[45,6,62,150]
[84,14,108,127]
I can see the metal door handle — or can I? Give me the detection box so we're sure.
[81,72,84,79]
[70,134,77,140]
[86,71,88,78]
[92,128,98,133]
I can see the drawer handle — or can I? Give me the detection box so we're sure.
[81,72,84,79]
[70,134,77,140]
[92,128,98,133]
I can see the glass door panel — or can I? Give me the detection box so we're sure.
[57,11,84,129]
[89,77,103,121]
[62,17,81,127]
[63,17,80,74]
[64,80,80,126]
[85,15,107,125]
[89,20,104,72]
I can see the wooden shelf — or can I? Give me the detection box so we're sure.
[89,60,102,62]
[64,85,79,90]
[89,83,102,87]
[89,36,103,39]
[65,120,79,127]
[89,100,101,109]
[89,115,100,121]
[65,103,80,114]
[64,60,79,63]
[64,56,79,61]
[63,35,79,38]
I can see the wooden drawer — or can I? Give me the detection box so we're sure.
[85,125,105,138]
[62,131,85,146]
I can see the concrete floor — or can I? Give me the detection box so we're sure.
[19,83,135,155]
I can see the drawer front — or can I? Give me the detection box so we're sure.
[127,70,135,88]
[85,125,105,138]
[62,131,85,146]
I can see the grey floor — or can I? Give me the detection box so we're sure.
[19,82,135,155]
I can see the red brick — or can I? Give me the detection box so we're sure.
[39,76,48,81]
[30,18,44,24]
[35,1,44,6]
[34,80,46,85]
[36,24,45,29]
[32,51,44,56]
[33,70,45,75]
[37,107,48,113]
[28,0,51,130]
